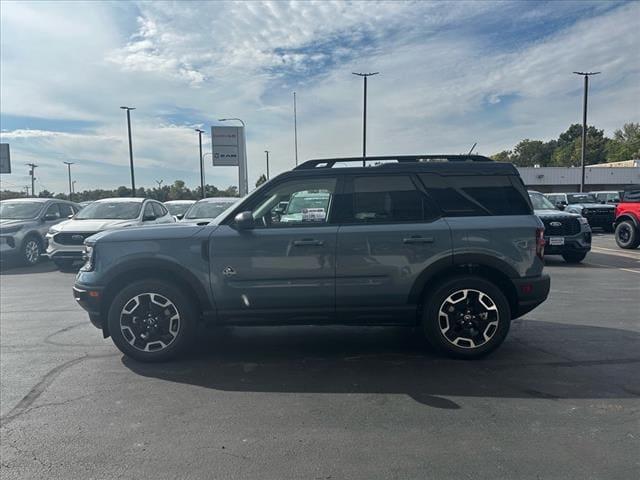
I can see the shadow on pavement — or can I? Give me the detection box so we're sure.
[0,258,61,275]
[122,320,640,409]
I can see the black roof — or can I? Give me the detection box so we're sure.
[284,155,518,177]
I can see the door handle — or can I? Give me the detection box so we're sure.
[403,236,434,244]
[293,239,325,247]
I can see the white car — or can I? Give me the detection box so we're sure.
[181,197,238,224]
[46,197,175,270]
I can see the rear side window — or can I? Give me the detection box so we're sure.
[419,174,531,216]
[343,175,437,223]
[622,189,640,202]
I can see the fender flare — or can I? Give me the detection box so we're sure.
[615,213,639,228]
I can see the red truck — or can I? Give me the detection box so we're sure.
[614,186,640,249]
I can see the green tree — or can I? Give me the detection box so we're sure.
[605,122,640,162]
[509,139,556,167]
[551,125,608,166]
[491,150,512,162]
[255,174,267,188]
[38,189,54,198]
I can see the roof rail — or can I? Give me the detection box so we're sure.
[294,154,493,170]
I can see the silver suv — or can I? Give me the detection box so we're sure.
[0,198,81,266]
[74,155,550,362]
[46,197,175,271]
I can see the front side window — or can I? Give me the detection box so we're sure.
[250,177,337,227]
[345,175,434,223]
[58,203,74,217]
[44,204,61,219]
[75,202,142,220]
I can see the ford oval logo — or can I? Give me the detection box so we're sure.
[549,222,562,227]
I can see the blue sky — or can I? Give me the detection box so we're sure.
[1,0,638,194]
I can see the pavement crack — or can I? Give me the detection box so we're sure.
[43,321,88,346]
[0,352,117,427]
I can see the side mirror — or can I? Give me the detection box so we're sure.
[68,214,74,219]
[175,214,184,220]
[556,203,565,211]
[43,214,58,221]
[234,211,254,230]
[143,214,156,222]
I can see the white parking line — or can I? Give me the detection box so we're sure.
[591,246,640,260]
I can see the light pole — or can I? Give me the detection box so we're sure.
[63,161,74,201]
[195,128,205,199]
[264,150,270,180]
[218,117,248,196]
[120,106,136,196]
[573,71,600,192]
[293,92,298,166]
[352,72,379,166]
[27,163,37,197]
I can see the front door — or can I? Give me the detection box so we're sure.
[210,176,339,324]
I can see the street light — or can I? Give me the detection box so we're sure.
[120,106,136,196]
[573,72,600,192]
[352,72,379,166]
[195,128,205,199]
[218,117,245,127]
[264,150,270,180]
[63,161,74,201]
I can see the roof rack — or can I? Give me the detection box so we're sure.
[294,154,493,170]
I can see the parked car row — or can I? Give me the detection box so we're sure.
[1,196,241,269]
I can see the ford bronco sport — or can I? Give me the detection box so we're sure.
[74,155,550,362]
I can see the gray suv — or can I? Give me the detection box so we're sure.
[74,155,550,362]
[0,198,81,265]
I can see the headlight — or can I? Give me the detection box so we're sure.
[48,226,60,235]
[577,217,589,225]
[80,244,95,272]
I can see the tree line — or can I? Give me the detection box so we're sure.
[491,122,639,167]
[0,180,239,202]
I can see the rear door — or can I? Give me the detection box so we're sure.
[335,174,452,324]
[210,175,339,324]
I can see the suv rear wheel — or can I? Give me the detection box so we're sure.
[107,280,197,362]
[615,220,640,249]
[422,275,511,359]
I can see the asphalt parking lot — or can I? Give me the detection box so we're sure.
[1,233,638,479]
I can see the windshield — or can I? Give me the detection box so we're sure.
[0,202,43,220]
[166,203,192,216]
[567,193,597,204]
[529,193,556,210]
[185,201,233,219]
[75,201,142,220]
[286,192,331,214]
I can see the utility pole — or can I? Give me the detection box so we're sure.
[24,186,30,197]
[120,106,136,196]
[63,161,74,201]
[352,72,379,166]
[195,128,205,199]
[264,150,270,179]
[293,91,299,166]
[27,163,37,197]
[573,71,600,192]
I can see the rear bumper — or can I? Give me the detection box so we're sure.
[512,274,550,319]
[73,284,104,331]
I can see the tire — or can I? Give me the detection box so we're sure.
[53,259,77,272]
[615,220,640,249]
[20,235,42,266]
[107,279,198,362]
[562,252,587,263]
[422,275,511,359]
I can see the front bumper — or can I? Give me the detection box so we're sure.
[46,236,85,261]
[544,231,591,255]
[73,284,105,331]
[0,236,18,257]
[512,274,551,319]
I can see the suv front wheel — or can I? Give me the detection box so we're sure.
[107,280,197,362]
[422,275,511,359]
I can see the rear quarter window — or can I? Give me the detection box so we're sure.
[419,174,531,216]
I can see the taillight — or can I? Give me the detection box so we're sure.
[536,227,545,259]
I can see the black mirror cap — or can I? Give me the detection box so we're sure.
[234,211,254,230]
